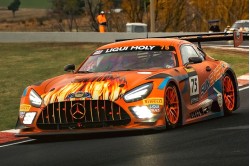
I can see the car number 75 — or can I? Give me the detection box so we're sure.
[189,75,199,96]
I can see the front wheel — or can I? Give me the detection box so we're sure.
[165,83,181,128]
[223,74,236,115]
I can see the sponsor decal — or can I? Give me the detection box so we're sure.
[199,99,213,108]
[143,98,164,105]
[209,63,225,87]
[149,104,161,113]
[217,94,223,107]
[93,50,103,55]
[66,91,92,99]
[190,107,209,119]
[105,47,129,53]
[201,79,210,96]
[213,87,223,107]
[184,67,195,73]
[19,111,25,118]
[95,45,176,55]
[190,97,199,104]
[190,99,212,118]
[19,104,31,112]
[105,46,156,53]
[201,62,226,96]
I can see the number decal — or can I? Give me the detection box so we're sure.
[189,75,199,96]
[161,45,169,50]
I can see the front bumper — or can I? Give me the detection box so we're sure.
[15,124,166,137]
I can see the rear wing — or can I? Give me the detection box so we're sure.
[116,31,249,48]
[159,31,248,48]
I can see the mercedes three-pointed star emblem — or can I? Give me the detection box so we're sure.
[70,103,86,119]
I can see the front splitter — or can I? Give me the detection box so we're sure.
[15,125,166,138]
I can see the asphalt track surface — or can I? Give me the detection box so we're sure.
[0,87,248,166]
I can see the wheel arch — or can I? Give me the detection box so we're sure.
[164,78,185,126]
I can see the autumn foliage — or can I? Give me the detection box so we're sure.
[98,0,249,32]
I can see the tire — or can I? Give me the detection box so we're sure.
[222,74,236,115]
[164,83,181,128]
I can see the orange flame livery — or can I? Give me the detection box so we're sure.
[42,74,127,105]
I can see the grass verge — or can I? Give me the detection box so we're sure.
[0,43,101,130]
[203,47,249,76]
[0,43,248,130]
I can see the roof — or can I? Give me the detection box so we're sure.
[98,38,189,50]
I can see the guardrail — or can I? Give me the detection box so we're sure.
[0,32,208,43]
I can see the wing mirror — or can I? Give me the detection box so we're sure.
[188,57,202,64]
[184,57,203,68]
[64,64,75,72]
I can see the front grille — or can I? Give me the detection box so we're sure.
[37,100,131,130]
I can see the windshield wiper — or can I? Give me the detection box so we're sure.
[77,71,94,73]
[111,69,134,72]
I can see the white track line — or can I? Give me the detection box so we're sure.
[0,139,35,148]
[239,86,249,91]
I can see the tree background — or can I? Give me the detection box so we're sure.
[50,0,85,32]
[51,0,249,32]
[8,0,21,17]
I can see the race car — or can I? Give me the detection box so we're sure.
[224,20,249,33]
[16,36,240,137]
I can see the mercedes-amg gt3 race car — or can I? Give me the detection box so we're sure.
[16,35,240,137]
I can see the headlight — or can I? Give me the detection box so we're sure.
[29,89,42,107]
[124,83,153,102]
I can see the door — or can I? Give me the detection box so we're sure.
[180,44,214,105]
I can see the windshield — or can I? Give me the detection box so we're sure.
[78,46,177,73]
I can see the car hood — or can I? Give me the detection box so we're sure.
[37,70,168,105]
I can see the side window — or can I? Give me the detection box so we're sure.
[180,45,200,64]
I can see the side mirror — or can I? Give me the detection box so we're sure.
[188,57,202,64]
[64,64,75,72]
